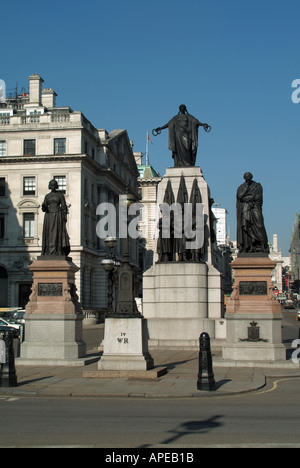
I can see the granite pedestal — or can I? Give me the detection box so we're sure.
[143,166,224,349]
[97,317,156,373]
[18,257,94,366]
[222,255,286,363]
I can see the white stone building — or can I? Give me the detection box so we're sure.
[211,205,233,294]
[135,154,162,272]
[0,74,140,314]
[211,206,227,246]
[269,234,283,293]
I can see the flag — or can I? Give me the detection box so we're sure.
[147,133,153,145]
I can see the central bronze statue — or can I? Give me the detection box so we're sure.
[152,105,211,167]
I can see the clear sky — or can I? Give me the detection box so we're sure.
[1,0,300,255]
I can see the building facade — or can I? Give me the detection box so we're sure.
[269,234,283,293]
[211,205,233,294]
[135,154,162,272]
[290,214,300,292]
[0,74,140,314]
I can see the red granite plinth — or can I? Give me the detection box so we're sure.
[18,257,94,366]
[25,257,82,316]
[223,255,286,363]
[226,255,282,316]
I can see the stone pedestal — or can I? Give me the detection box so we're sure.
[222,255,286,363]
[18,257,93,366]
[143,166,224,349]
[144,262,216,348]
[98,317,154,371]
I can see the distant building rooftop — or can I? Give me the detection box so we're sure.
[137,164,161,179]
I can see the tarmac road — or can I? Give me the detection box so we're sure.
[1,375,300,448]
[0,307,299,448]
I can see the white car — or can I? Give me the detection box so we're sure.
[0,318,21,337]
[12,310,25,324]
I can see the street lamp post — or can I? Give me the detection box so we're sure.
[101,193,142,318]
[101,236,120,316]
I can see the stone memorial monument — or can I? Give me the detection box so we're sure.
[143,105,225,349]
[19,179,90,366]
[223,173,286,363]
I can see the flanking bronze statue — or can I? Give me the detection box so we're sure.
[236,172,269,255]
[41,179,70,257]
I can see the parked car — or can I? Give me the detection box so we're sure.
[283,300,296,309]
[277,294,287,304]
[12,310,25,324]
[0,324,16,337]
[0,318,21,338]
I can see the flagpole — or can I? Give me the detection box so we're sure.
[146,133,149,166]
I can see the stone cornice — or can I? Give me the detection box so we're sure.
[0,153,96,165]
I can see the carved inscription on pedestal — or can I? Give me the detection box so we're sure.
[239,281,267,296]
[117,333,129,344]
[38,283,63,297]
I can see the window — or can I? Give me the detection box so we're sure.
[84,179,88,198]
[0,141,6,157]
[54,176,66,194]
[0,178,5,197]
[0,214,4,239]
[28,111,41,123]
[0,266,8,307]
[23,213,35,238]
[24,140,36,156]
[54,138,66,155]
[23,177,36,196]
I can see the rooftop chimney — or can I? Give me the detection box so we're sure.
[42,88,57,108]
[28,74,44,106]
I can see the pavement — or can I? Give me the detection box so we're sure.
[1,343,300,399]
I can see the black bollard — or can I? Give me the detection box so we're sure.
[0,329,18,388]
[197,332,216,391]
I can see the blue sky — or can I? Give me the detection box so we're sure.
[1,0,300,255]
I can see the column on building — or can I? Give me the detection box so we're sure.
[97,185,110,310]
